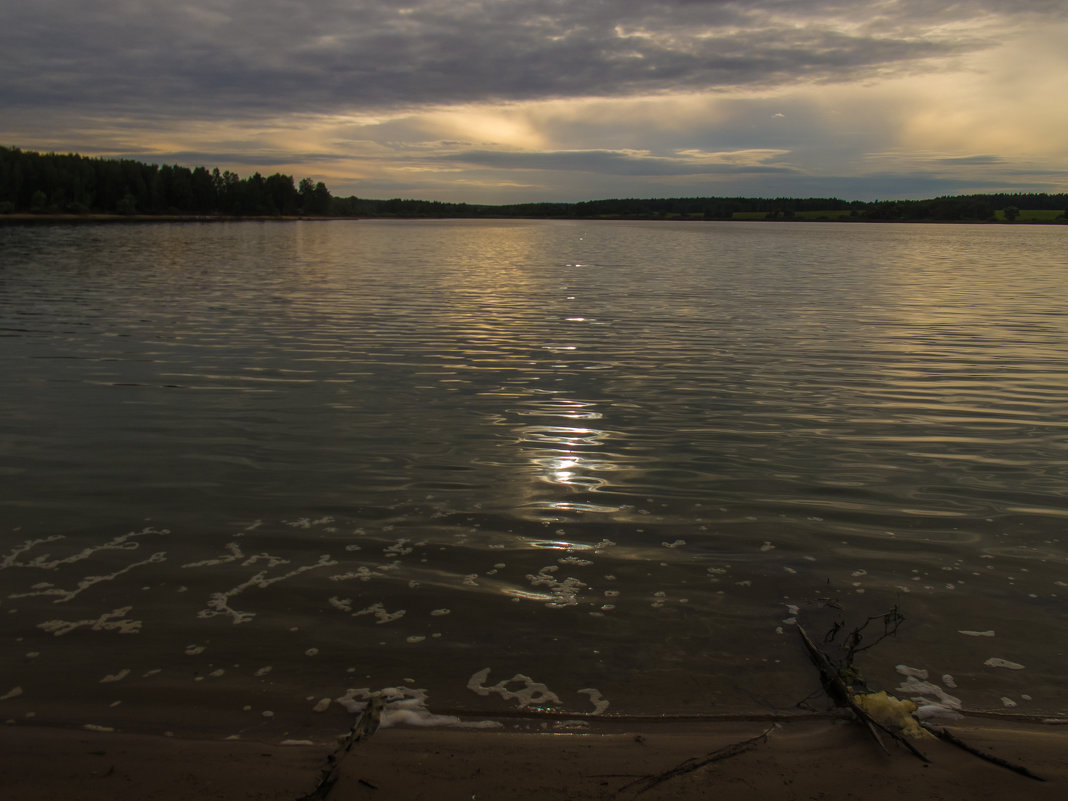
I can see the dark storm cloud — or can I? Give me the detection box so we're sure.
[3,0,1057,119]
[161,150,347,167]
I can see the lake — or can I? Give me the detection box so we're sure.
[1,219,1066,736]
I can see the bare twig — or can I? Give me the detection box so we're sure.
[921,723,1046,782]
[844,607,904,663]
[616,725,775,796]
[797,622,927,762]
[797,622,851,706]
[798,604,1047,781]
[297,695,385,801]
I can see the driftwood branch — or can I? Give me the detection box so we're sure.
[616,725,775,796]
[297,695,385,801]
[921,723,1046,782]
[799,607,1046,781]
[797,621,928,762]
[844,607,904,663]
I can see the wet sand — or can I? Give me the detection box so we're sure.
[2,717,1064,800]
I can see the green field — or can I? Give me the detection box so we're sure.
[728,208,1066,222]
[995,209,1066,222]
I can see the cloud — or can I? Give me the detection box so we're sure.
[935,155,1006,166]
[436,148,797,176]
[3,2,1067,202]
[3,1,1058,120]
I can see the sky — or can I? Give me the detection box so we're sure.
[4,0,1068,203]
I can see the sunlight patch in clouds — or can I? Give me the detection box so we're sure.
[897,23,1068,163]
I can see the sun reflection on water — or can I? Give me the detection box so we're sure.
[510,396,629,515]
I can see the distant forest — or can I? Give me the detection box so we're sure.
[3,146,1067,223]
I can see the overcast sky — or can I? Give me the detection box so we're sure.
[4,1,1067,202]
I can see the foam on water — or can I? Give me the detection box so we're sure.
[985,657,1026,670]
[467,669,562,709]
[39,607,142,636]
[337,686,501,729]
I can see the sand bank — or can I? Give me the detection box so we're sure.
[1,716,1064,800]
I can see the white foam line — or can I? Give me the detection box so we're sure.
[467,668,562,709]
[984,657,1026,670]
[0,536,65,569]
[183,543,246,568]
[3,528,166,572]
[38,607,142,636]
[526,566,586,607]
[99,669,130,684]
[9,553,167,603]
[329,566,384,582]
[198,555,338,624]
[328,596,353,612]
[558,556,593,566]
[352,602,405,624]
[384,539,413,557]
[184,543,290,569]
[577,688,610,715]
[895,676,962,710]
[336,686,502,730]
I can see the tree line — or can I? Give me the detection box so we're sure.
[2,146,1066,222]
[0,146,334,217]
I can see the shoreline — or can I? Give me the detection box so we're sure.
[3,213,1064,226]
[2,716,1064,800]
[0,213,343,225]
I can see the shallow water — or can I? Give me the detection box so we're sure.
[1,219,1066,736]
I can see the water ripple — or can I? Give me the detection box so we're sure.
[1,220,1067,728]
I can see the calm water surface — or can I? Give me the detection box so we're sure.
[1,220,1066,735]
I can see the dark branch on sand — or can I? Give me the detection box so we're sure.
[797,619,929,762]
[921,723,1046,782]
[798,605,1047,781]
[297,695,385,801]
[616,725,775,796]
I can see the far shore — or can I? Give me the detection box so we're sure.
[3,212,1066,226]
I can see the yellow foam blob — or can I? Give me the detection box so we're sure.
[853,691,932,739]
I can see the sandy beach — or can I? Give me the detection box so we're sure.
[2,716,1064,800]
